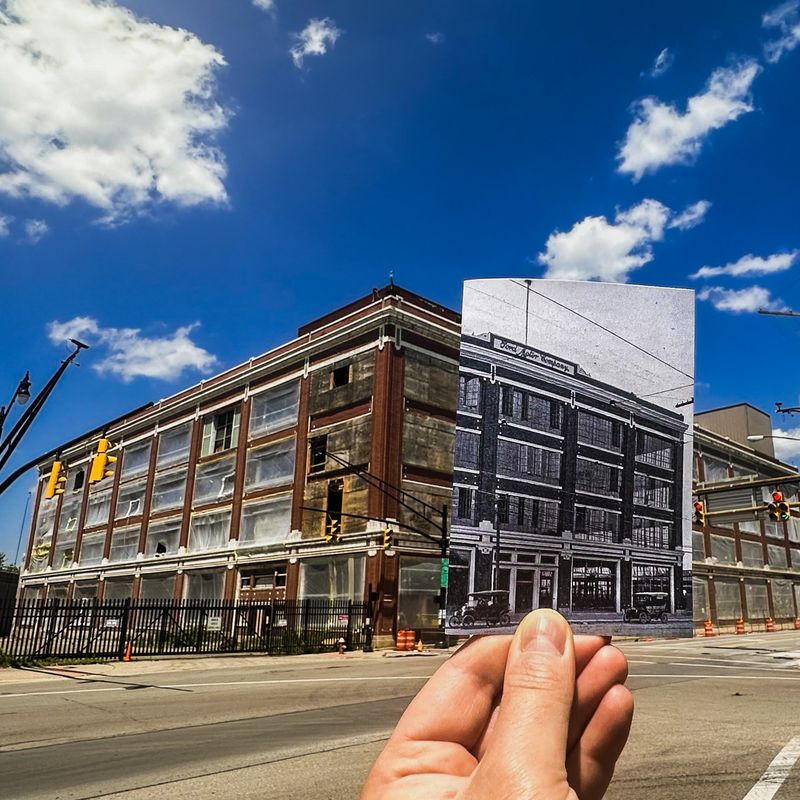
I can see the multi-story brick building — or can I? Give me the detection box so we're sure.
[448,332,689,624]
[693,404,800,632]
[18,285,460,645]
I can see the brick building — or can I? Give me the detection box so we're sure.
[18,285,460,646]
[448,332,689,623]
[693,404,800,632]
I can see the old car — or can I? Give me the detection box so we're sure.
[623,591,670,624]
[449,590,511,627]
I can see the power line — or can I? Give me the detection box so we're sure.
[506,279,694,381]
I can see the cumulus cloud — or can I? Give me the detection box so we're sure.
[252,0,275,9]
[290,18,341,68]
[0,0,229,224]
[763,0,800,63]
[648,47,674,77]
[426,32,444,45]
[618,60,760,180]
[690,250,798,280]
[47,316,217,382]
[537,198,709,282]
[771,426,800,463]
[24,218,48,243]
[697,285,787,313]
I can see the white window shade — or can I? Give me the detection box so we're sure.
[79,532,105,566]
[245,438,296,491]
[145,517,182,557]
[250,381,299,437]
[157,423,192,468]
[151,467,187,513]
[109,526,140,563]
[193,456,236,505]
[115,479,147,519]
[85,489,112,528]
[121,440,152,479]
[189,508,231,552]
[240,494,292,546]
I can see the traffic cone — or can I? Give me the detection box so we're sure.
[703,619,714,637]
[415,638,425,653]
[735,617,745,635]
[123,642,132,662]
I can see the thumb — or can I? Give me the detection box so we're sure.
[469,610,576,798]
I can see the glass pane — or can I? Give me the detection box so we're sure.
[184,570,225,602]
[714,579,741,620]
[239,495,292,546]
[298,555,365,601]
[745,581,769,619]
[193,456,236,505]
[245,438,296,491]
[398,557,440,629]
[740,540,764,567]
[85,489,112,528]
[249,381,300,437]
[157,423,192,468]
[115,479,146,519]
[104,578,134,600]
[109,526,140,563]
[140,574,175,600]
[151,467,187,513]
[121,440,152,479]
[145,518,182,557]
[79,532,105,566]
[772,580,795,617]
[710,534,736,564]
[189,508,231,552]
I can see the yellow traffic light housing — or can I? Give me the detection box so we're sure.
[44,461,68,499]
[768,491,791,522]
[89,438,117,484]
[382,528,394,550]
[325,515,341,544]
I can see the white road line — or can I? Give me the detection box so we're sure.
[624,659,656,664]
[629,673,800,681]
[0,675,429,699]
[743,736,800,799]
[669,662,792,672]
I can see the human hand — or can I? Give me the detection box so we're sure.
[361,609,633,799]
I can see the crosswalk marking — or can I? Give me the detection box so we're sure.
[742,736,800,800]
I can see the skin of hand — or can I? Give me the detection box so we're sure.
[361,609,634,800]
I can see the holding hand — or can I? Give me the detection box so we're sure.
[362,609,633,799]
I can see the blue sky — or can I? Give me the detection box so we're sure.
[1,0,799,558]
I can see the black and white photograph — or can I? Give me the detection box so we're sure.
[446,278,695,637]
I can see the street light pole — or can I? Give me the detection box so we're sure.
[0,339,88,476]
[0,371,32,442]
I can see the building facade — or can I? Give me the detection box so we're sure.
[693,404,800,632]
[18,285,461,645]
[448,333,689,622]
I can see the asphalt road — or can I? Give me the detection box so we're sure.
[1,632,800,799]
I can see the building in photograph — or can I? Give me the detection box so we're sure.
[448,332,690,625]
[17,285,461,646]
[693,404,800,632]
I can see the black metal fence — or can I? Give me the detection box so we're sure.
[0,598,367,662]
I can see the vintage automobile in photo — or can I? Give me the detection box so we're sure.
[623,591,670,624]
[449,590,512,627]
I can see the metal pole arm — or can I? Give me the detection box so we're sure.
[300,505,442,545]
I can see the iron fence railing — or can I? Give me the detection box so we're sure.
[0,598,366,662]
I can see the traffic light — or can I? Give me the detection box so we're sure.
[325,515,341,544]
[44,461,68,499]
[89,438,117,484]
[693,500,706,526]
[768,491,791,521]
[382,528,394,550]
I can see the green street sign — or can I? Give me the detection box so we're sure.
[440,557,449,588]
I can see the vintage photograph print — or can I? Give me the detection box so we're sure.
[446,278,695,637]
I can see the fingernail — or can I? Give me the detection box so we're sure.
[520,610,567,656]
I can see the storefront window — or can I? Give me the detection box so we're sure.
[772,580,795,618]
[632,564,670,597]
[745,581,769,619]
[571,560,615,611]
[104,577,134,600]
[184,570,225,602]
[398,557,440,630]
[298,554,365,602]
[73,581,98,601]
[446,548,471,613]
[693,576,710,622]
[140,574,176,600]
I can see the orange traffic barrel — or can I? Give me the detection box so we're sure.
[794,617,800,631]
[735,617,745,635]
[395,630,413,651]
[703,619,714,637]
[766,617,775,633]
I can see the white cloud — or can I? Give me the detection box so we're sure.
[771,425,800,463]
[0,214,9,236]
[24,218,48,243]
[252,0,275,10]
[0,0,229,224]
[697,285,787,313]
[47,316,217,381]
[690,250,798,280]
[618,61,760,180]
[537,198,708,282]
[290,18,341,68]
[668,200,711,230]
[648,47,674,78]
[425,32,444,45]
[763,0,800,63]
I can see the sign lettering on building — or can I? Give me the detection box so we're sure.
[491,336,576,376]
